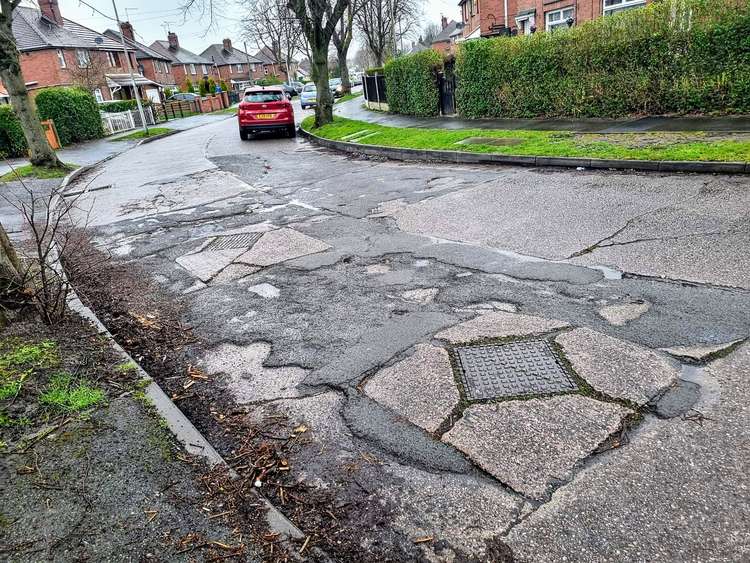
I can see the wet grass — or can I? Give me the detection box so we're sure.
[0,164,75,182]
[335,92,364,105]
[302,116,750,162]
[39,372,105,413]
[112,127,173,141]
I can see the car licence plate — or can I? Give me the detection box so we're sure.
[256,113,276,119]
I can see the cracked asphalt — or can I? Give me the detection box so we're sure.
[70,115,750,561]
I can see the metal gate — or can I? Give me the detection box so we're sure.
[438,60,456,116]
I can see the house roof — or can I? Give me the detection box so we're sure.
[432,20,463,44]
[253,46,277,65]
[11,6,130,52]
[201,44,262,66]
[150,40,213,65]
[103,29,171,61]
[409,40,430,54]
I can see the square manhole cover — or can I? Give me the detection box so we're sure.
[455,340,576,401]
[204,232,262,251]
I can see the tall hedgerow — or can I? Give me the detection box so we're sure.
[456,0,750,118]
[384,50,443,117]
[35,87,104,145]
[0,106,28,158]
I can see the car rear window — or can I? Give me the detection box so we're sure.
[303,85,316,92]
[243,91,284,102]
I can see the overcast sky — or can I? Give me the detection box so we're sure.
[27,0,461,56]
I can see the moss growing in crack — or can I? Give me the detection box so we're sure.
[39,373,105,413]
[0,339,59,370]
[115,360,138,374]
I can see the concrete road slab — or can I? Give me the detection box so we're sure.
[175,248,246,282]
[435,311,569,343]
[237,227,331,266]
[598,301,650,326]
[443,396,631,500]
[557,328,680,405]
[365,344,459,433]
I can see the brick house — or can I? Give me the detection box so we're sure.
[150,33,219,90]
[103,22,177,102]
[200,39,263,92]
[0,0,155,103]
[431,17,464,54]
[253,47,290,82]
[460,0,649,38]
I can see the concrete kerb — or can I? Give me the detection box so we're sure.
[53,145,312,551]
[299,127,749,175]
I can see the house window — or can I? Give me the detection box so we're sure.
[603,0,646,15]
[517,14,536,35]
[263,66,269,75]
[201,64,208,75]
[94,88,104,103]
[76,49,90,67]
[545,7,574,31]
[57,49,66,69]
[106,51,120,67]
[236,63,243,72]
[190,63,196,75]
[183,64,188,74]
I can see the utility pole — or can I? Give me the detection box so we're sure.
[244,41,254,87]
[111,0,148,135]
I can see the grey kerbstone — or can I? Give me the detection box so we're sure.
[236,228,330,267]
[201,342,307,403]
[556,328,679,405]
[435,311,569,343]
[598,301,650,326]
[365,344,459,433]
[443,396,631,500]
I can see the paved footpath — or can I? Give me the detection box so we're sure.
[336,97,750,133]
[67,116,749,561]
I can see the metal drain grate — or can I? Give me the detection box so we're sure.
[455,340,576,401]
[204,232,262,251]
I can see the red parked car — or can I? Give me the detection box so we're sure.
[238,87,296,140]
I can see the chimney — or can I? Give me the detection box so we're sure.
[119,21,135,41]
[441,15,448,29]
[223,38,232,52]
[39,0,63,26]
[167,32,179,51]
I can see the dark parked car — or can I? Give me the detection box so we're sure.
[282,84,297,97]
[238,87,296,139]
[167,92,200,101]
[292,81,304,94]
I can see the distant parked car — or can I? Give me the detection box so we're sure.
[300,83,317,110]
[350,75,362,86]
[292,81,304,94]
[168,92,200,101]
[238,87,296,139]
[328,78,343,97]
[282,84,297,98]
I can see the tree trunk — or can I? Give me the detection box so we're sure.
[338,48,351,94]
[312,45,333,127]
[0,4,62,169]
[0,222,22,285]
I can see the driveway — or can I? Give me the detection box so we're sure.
[68,116,750,561]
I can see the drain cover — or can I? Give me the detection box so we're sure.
[455,340,576,401]
[204,232,262,251]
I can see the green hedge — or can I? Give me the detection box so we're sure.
[384,50,443,117]
[99,99,151,113]
[36,87,104,145]
[0,106,28,158]
[456,0,750,118]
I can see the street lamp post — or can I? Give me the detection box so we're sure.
[111,0,148,135]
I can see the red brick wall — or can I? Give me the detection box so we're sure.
[432,41,452,55]
[173,63,220,90]
[511,0,650,32]
[142,59,176,88]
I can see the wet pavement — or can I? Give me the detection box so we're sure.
[67,115,750,561]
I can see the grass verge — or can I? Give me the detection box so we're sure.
[335,91,364,105]
[301,116,750,162]
[112,127,173,141]
[0,163,76,182]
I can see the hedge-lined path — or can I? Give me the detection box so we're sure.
[336,98,750,134]
[0,111,234,177]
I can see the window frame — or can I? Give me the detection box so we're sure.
[545,7,575,31]
[603,0,646,14]
[57,49,67,69]
[75,49,90,68]
[93,88,104,103]
[201,64,208,75]
[190,63,197,75]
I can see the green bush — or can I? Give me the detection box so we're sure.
[365,67,384,76]
[0,106,28,158]
[35,87,103,145]
[256,76,283,86]
[456,0,750,118]
[164,87,174,99]
[384,50,442,117]
[183,78,195,93]
[219,80,229,93]
[99,99,151,113]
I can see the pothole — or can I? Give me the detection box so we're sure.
[454,340,577,401]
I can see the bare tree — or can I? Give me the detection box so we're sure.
[67,52,109,95]
[331,0,358,94]
[0,0,62,169]
[242,0,302,84]
[422,22,442,45]
[355,0,422,66]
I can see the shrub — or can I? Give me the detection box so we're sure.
[99,99,151,113]
[35,87,103,145]
[0,106,28,159]
[256,76,283,86]
[456,0,750,118]
[384,50,443,117]
[164,87,174,99]
[219,80,229,93]
[208,78,217,94]
[183,78,195,93]
[365,67,384,76]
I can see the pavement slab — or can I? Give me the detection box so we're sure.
[201,342,308,403]
[443,396,631,500]
[236,227,331,266]
[364,344,459,433]
[556,328,680,405]
[660,339,745,361]
[435,311,569,343]
[506,344,750,562]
